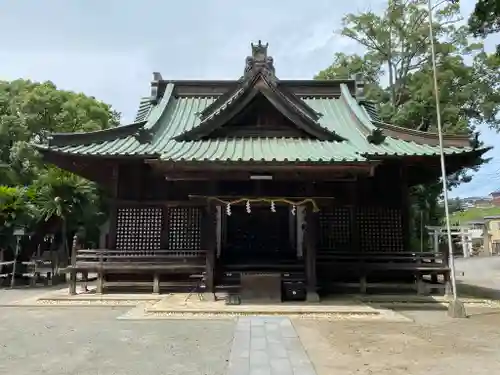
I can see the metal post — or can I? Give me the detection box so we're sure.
[427,0,465,317]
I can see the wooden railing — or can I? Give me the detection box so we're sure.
[316,251,451,295]
[74,249,206,264]
[317,251,449,267]
[67,249,207,295]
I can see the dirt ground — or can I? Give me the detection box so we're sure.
[293,305,500,375]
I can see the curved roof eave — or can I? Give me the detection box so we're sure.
[373,121,472,148]
[35,83,175,152]
[46,121,147,148]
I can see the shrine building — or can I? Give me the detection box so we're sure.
[34,41,486,301]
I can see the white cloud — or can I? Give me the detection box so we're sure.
[0,50,151,122]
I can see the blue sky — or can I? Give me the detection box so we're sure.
[1,0,498,197]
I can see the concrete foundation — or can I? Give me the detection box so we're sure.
[306,291,320,303]
[447,299,467,318]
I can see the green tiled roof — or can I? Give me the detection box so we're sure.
[176,73,344,143]
[36,82,475,163]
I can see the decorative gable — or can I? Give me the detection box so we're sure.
[208,94,313,138]
[175,41,345,142]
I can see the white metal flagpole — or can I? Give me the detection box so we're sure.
[427,0,465,317]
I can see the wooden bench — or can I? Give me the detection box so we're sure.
[65,249,206,295]
[317,251,451,295]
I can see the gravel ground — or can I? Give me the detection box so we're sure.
[294,306,500,375]
[456,257,500,296]
[0,257,499,375]
[0,307,235,375]
[0,286,62,305]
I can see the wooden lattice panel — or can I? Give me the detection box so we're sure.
[356,207,403,252]
[167,207,202,250]
[318,206,352,251]
[115,207,163,251]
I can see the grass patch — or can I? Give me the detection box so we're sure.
[450,206,500,223]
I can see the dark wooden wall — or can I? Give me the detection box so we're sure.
[110,161,409,253]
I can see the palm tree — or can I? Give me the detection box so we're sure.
[32,168,102,275]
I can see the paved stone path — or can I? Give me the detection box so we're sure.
[226,316,316,375]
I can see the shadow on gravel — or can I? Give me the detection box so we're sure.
[383,304,448,312]
[457,282,500,301]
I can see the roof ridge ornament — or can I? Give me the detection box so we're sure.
[244,40,276,84]
[150,72,163,104]
[133,128,153,144]
[367,128,386,145]
[251,40,268,60]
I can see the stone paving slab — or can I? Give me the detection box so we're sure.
[0,286,163,307]
[143,294,413,322]
[147,294,380,314]
[226,317,317,375]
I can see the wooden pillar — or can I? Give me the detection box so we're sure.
[350,181,360,253]
[305,206,319,302]
[202,203,216,301]
[108,164,120,250]
[108,203,118,250]
[400,165,411,251]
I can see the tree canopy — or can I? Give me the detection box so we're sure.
[0,79,118,255]
[0,79,119,186]
[317,0,500,134]
[467,0,500,53]
[316,0,500,246]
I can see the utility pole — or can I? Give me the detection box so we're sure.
[427,0,466,318]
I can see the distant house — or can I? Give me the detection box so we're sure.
[460,196,493,208]
[484,215,500,254]
[464,220,485,241]
[491,190,500,206]
[475,199,494,208]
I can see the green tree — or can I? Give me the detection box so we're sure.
[447,197,463,214]
[32,168,104,269]
[0,186,36,246]
[467,0,500,53]
[0,79,119,185]
[0,79,118,259]
[316,0,500,245]
[317,0,500,132]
